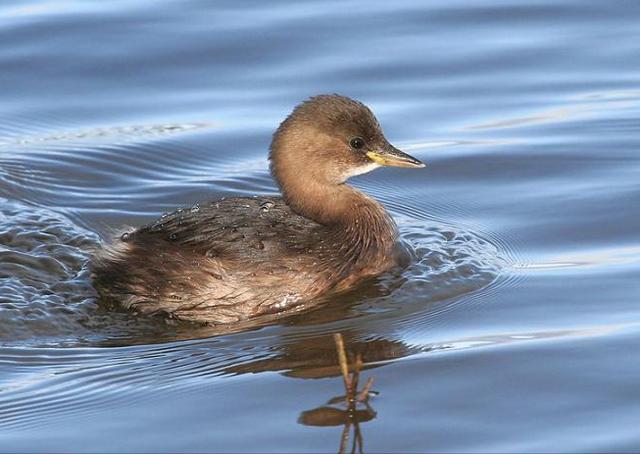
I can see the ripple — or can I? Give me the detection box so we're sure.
[0,199,195,347]
[0,121,216,148]
[517,244,640,272]
[0,337,268,430]
[1,318,627,432]
[0,121,254,215]
[0,199,98,345]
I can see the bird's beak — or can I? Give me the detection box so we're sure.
[366,142,425,168]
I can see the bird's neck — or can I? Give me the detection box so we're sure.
[280,178,397,251]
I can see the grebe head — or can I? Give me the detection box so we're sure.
[269,94,424,189]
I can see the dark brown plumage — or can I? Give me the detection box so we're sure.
[91,94,424,324]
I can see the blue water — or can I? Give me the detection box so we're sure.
[1,1,639,452]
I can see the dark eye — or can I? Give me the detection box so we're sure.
[350,137,365,149]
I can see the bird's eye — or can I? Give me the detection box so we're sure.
[350,137,365,149]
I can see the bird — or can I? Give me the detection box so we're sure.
[91,94,425,324]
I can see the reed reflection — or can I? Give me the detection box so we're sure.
[225,329,417,453]
[298,334,378,454]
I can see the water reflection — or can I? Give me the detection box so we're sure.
[225,328,419,378]
[224,330,417,452]
[298,334,379,454]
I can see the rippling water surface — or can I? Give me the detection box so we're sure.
[1,1,639,452]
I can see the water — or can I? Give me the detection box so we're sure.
[1,0,639,451]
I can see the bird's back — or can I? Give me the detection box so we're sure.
[91,196,333,323]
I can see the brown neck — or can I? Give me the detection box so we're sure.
[281,178,356,225]
[279,177,397,258]
[280,176,376,224]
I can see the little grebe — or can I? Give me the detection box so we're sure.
[91,95,424,324]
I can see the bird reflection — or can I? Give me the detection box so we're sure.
[221,322,423,454]
[297,334,378,454]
